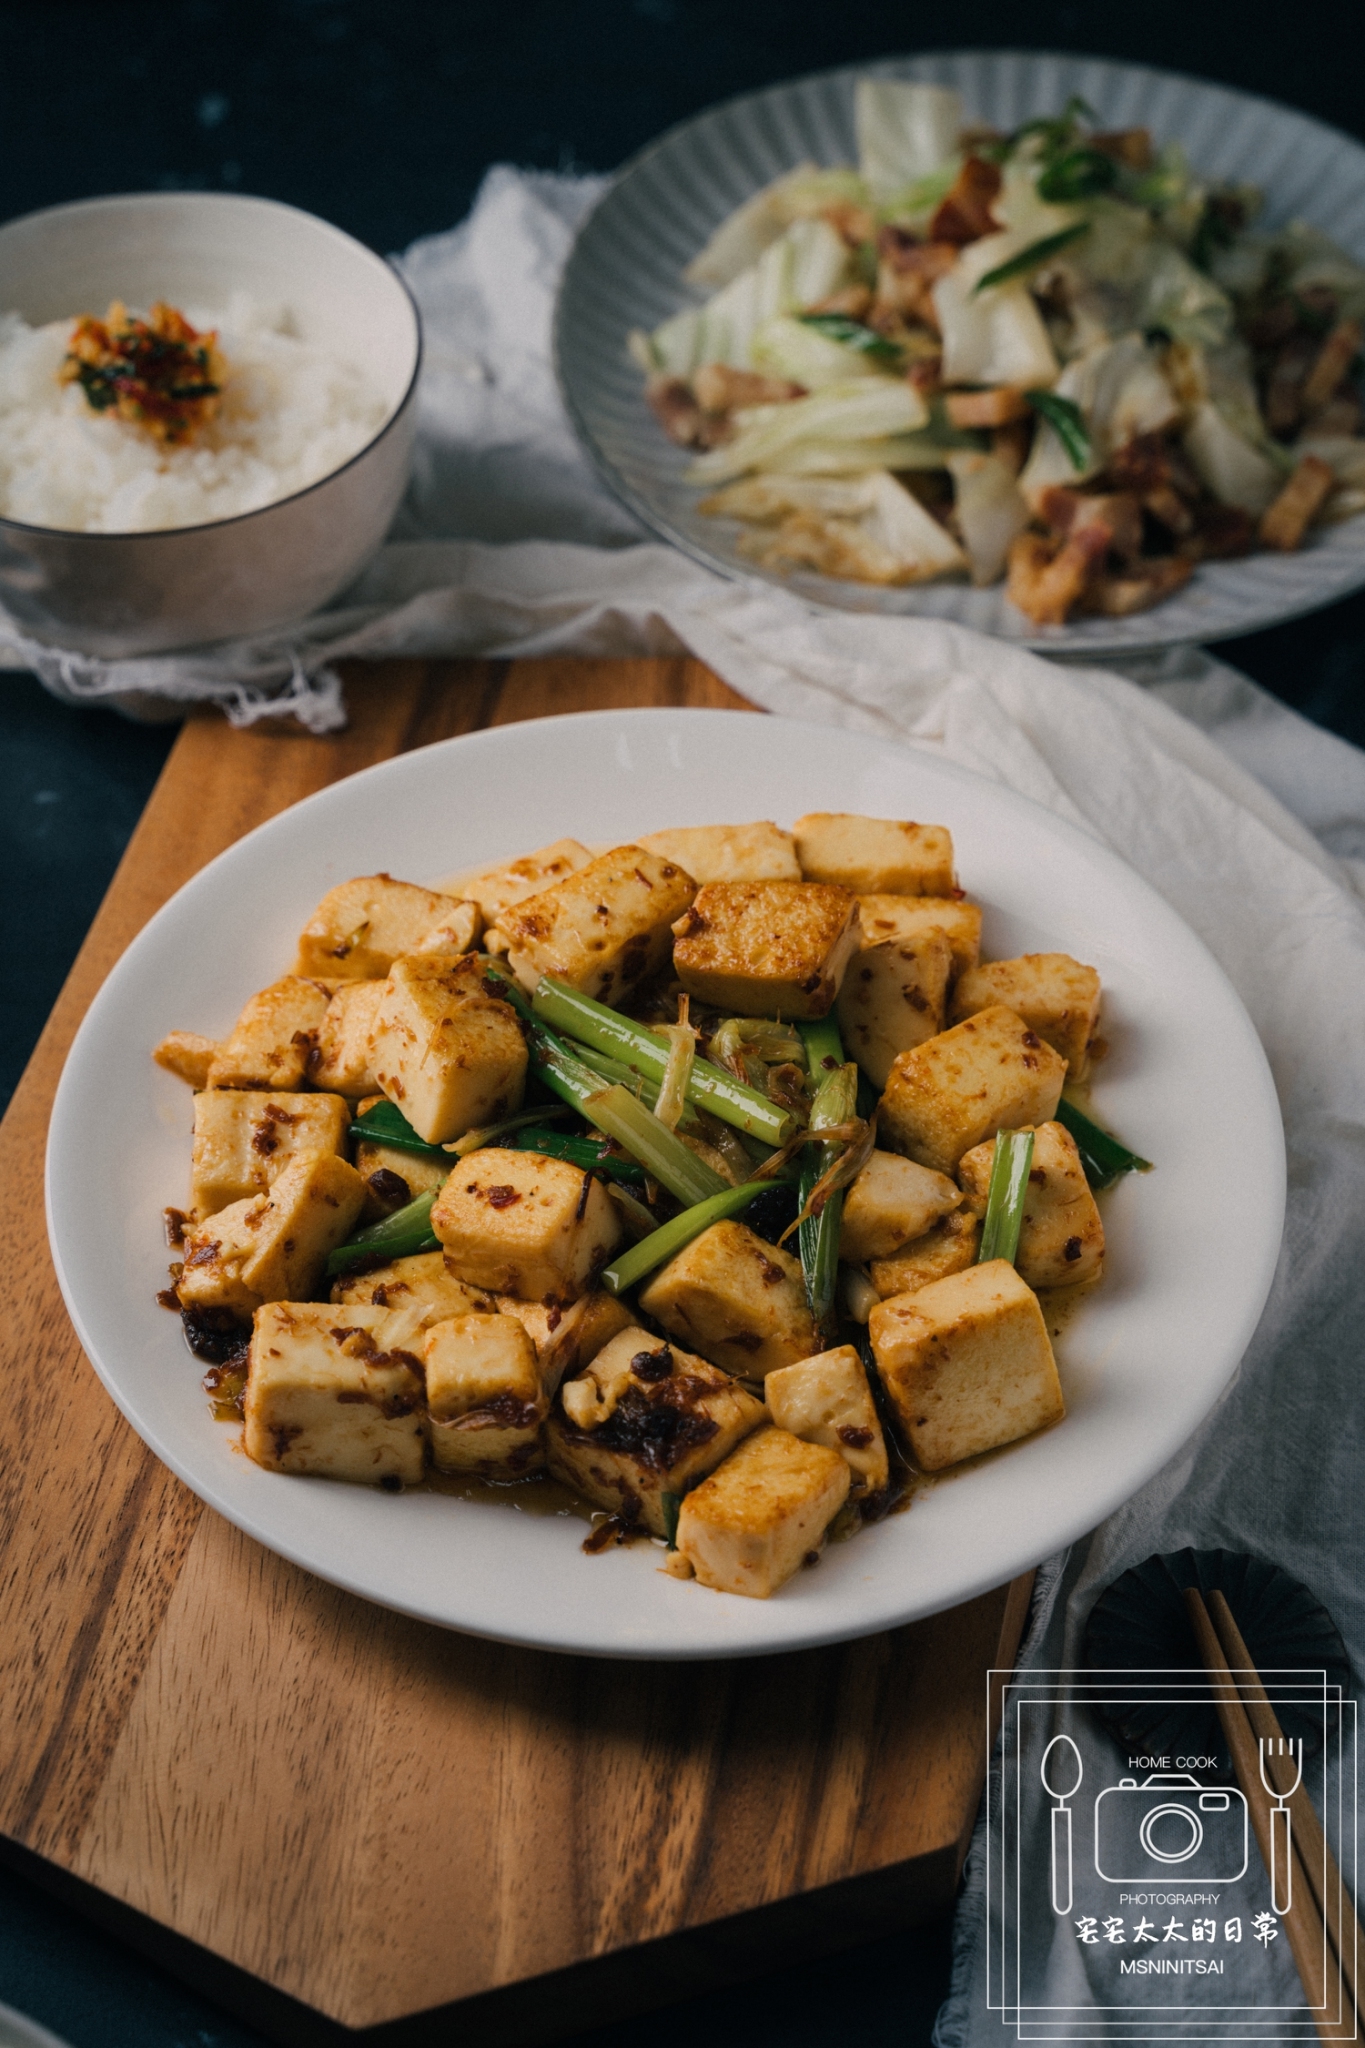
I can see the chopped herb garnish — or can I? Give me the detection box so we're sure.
[1037,147,1118,204]
[797,313,902,362]
[975,222,1090,294]
[1025,388,1092,470]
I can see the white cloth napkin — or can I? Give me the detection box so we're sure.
[11,168,1365,2034]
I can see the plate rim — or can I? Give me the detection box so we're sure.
[553,46,1365,657]
[45,705,1288,1659]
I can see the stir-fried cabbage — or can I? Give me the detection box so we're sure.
[945,451,1031,585]
[684,166,869,290]
[855,80,963,199]
[685,378,929,486]
[932,232,1060,389]
[632,218,851,374]
[702,469,968,584]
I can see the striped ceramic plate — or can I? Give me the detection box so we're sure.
[555,50,1365,655]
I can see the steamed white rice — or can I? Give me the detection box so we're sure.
[0,291,391,532]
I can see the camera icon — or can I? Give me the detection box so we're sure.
[1094,1773,1249,1883]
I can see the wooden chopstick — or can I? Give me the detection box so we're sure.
[1207,1587,1361,2023]
[1185,1589,1340,2040]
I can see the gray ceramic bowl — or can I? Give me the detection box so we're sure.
[0,191,421,658]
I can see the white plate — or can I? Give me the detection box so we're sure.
[556,50,1365,656]
[47,710,1285,1659]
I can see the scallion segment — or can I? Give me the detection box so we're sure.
[797,312,902,362]
[600,1181,768,1296]
[530,978,794,1145]
[1025,388,1091,470]
[1055,1096,1152,1191]
[512,1127,647,1185]
[974,222,1090,293]
[347,1099,447,1159]
[977,1129,1035,1266]
[797,1018,855,1341]
[582,1083,726,1208]
[326,1189,442,1275]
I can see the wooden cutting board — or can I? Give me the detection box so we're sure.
[0,655,1032,2046]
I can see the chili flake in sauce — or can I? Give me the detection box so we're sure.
[60,300,225,445]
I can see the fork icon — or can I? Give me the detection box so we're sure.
[1258,1737,1303,1915]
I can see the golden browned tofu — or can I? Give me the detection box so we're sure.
[406,900,483,960]
[432,1147,622,1303]
[369,956,527,1144]
[858,895,982,978]
[178,1152,368,1317]
[636,821,800,884]
[206,977,332,1091]
[494,1289,637,1397]
[837,930,952,1088]
[952,953,1101,1076]
[671,881,860,1020]
[638,1220,819,1377]
[548,1329,766,1535]
[675,1427,850,1597]
[878,1005,1066,1174]
[869,1260,1064,1470]
[838,1150,961,1265]
[153,1030,219,1088]
[307,980,385,1098]
[764,1344,889,1499]
[957,1121,1104,1288]
[243,1301,427,1485]
[191,1089,349,1219]
[869,1210,980,1299]
[331,1249,494,1324]
[455,838,594,923]
[295,873,478,981]
[498,845,696,1004]
[794,813,955,896]
[424,1312,546,1476]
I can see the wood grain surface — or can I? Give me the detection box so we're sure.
[0,657,1033,2044]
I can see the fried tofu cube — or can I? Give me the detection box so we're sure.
[455,839,594,923]
[493,1289,638,1397]
[952,953,1101,1076]
[206,976,332,1091]
[837,930,952,1088]
[498,845,696,1004]
[548,1329,766,1534]
[869,1210,980,1299]
[671,881,860,1020]
[957,1121,1104,1288]
[424,1312,547,1475]
[794,813,955,896]
[638,1221,819,1377]
[675,1427,850,1597]
[432,1147,622,1303]
[869,1260,1065,1470]
[858,895,982,977]
[838,1150,961,1265]
[331,1249,494,1325]
[369,956,527,1144]
[307,981,385,1098]
[764,1345,888,1499]
[178,1153,368,1317]
[878,1005,1066,1174]
[243,1301,427,1485]
[406,900,483,960]
[636,821,801,884]
[153,1030,219,1088]
[295,873,477,981]
[191,1089,349,1218]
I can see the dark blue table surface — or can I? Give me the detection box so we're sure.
[4,2,1362,2041]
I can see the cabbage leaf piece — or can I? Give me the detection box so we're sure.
[855,80,963,200]
[630,218,852,376]
[750,313,891,389]
[1018,332,1180,501]
[683,165,870,291]
[684,377,929,486]
[945,451,1031,585]
[932,233,1060,389]
[701,470,968,585]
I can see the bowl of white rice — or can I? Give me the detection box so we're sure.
[0,191,421,657]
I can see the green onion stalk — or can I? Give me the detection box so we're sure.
[1055,1095,1152,1191]
[600,1180,770,1296]
[797,1017,857,1342]
[327,1190,441,1276]
[977,1129,1036,1266]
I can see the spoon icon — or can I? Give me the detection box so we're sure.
[1041,1734,1084,1915]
